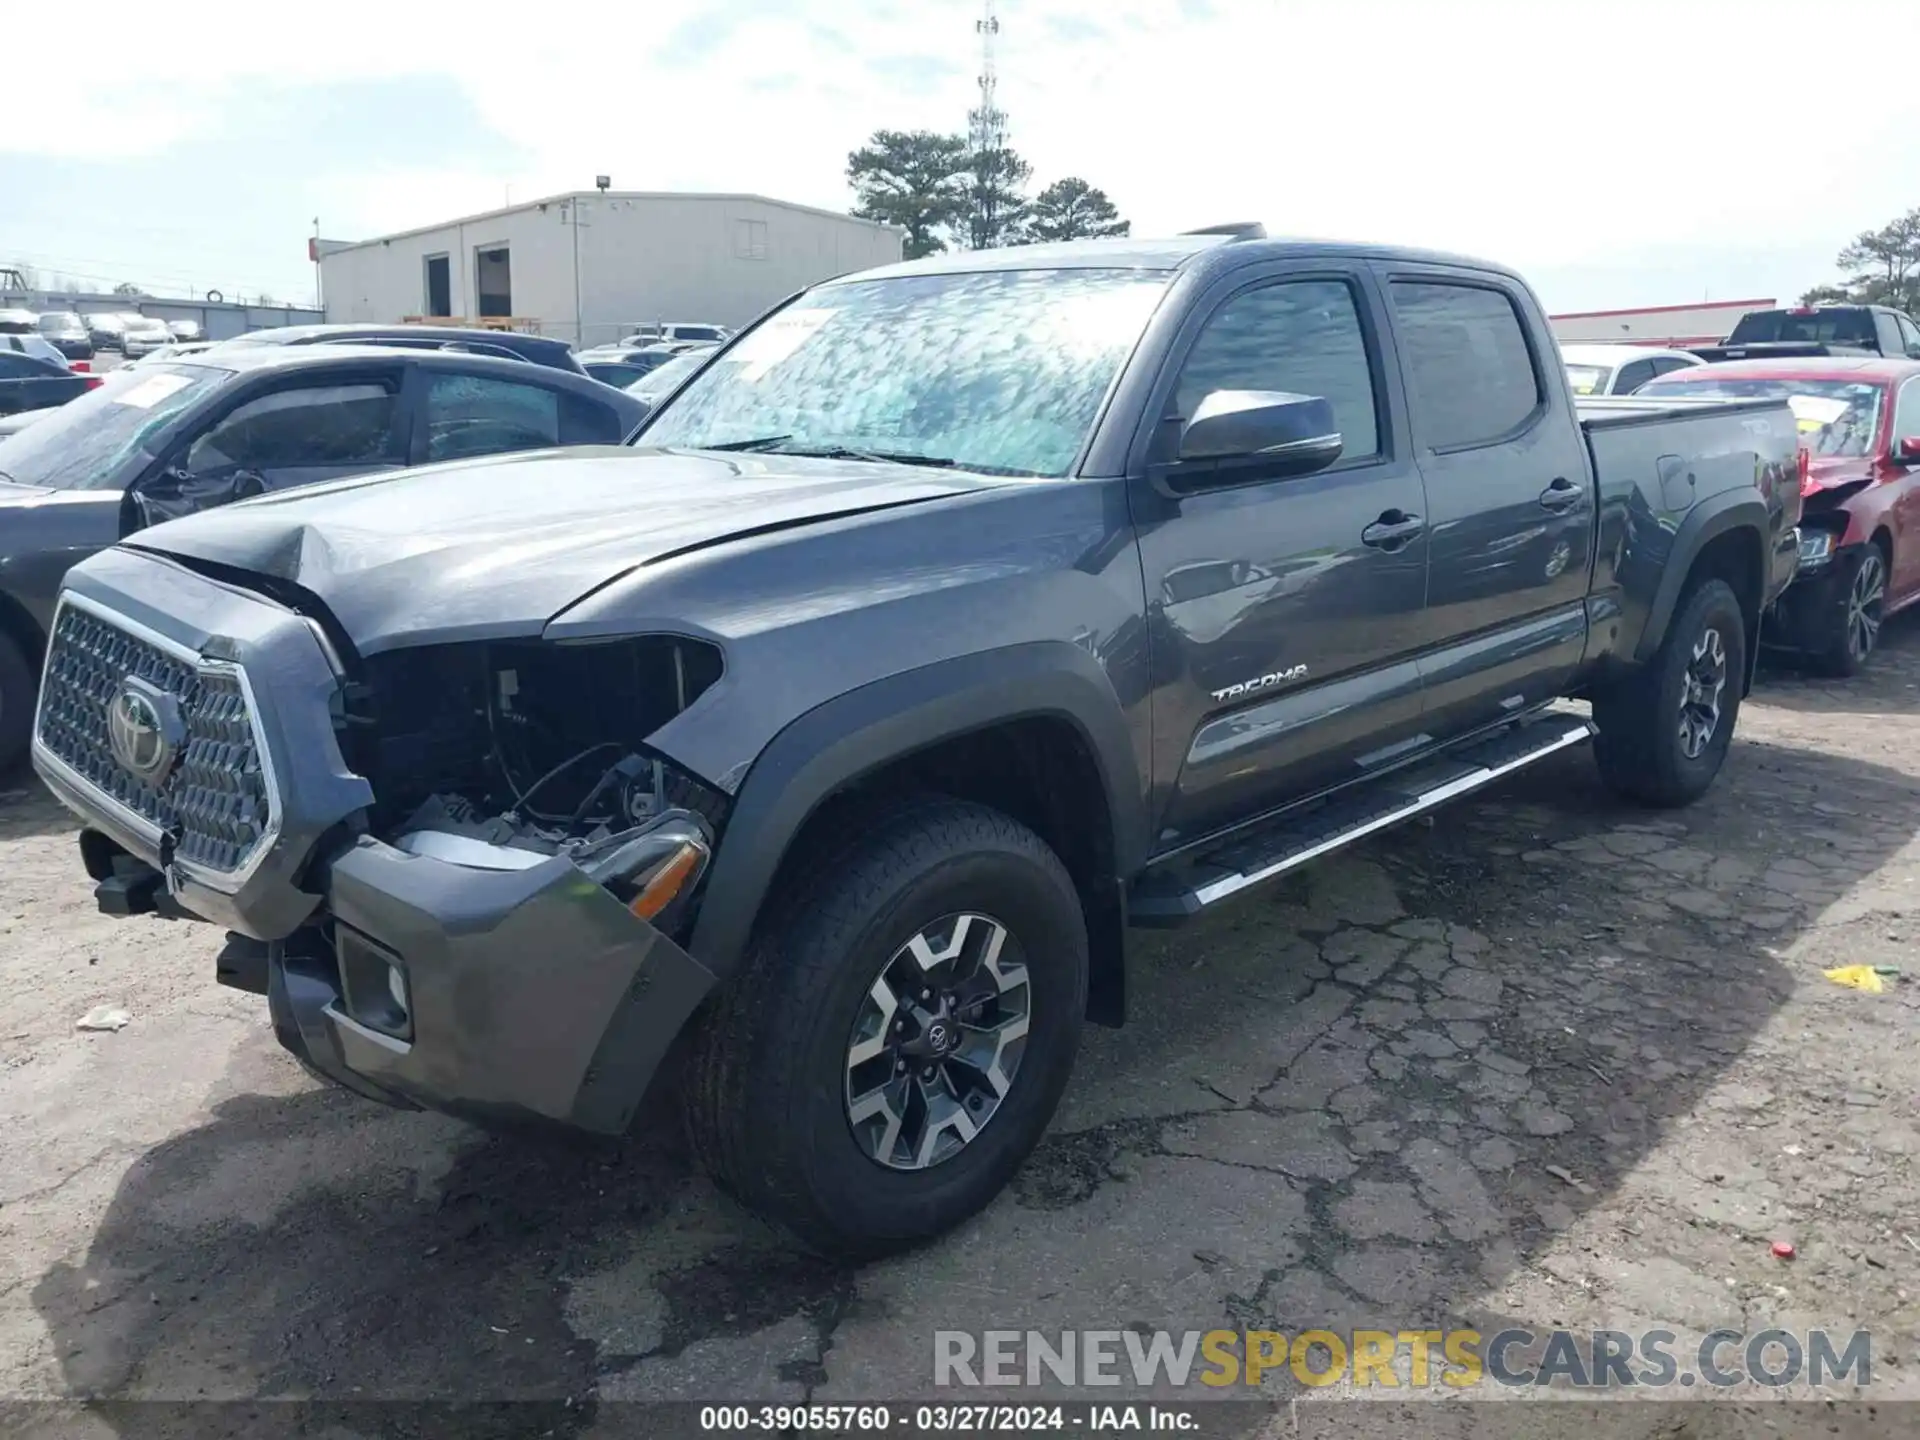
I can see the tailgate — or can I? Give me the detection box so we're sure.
[1690,342,1874,362]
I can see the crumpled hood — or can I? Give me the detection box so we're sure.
[121,446,1012,652]
[1802,455,1875,497]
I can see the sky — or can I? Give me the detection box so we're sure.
[4,0,1917,314]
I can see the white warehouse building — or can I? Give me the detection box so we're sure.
[316,191,904,348]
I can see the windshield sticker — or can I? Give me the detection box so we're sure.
[728,308,836,381]
[110,373,194,410]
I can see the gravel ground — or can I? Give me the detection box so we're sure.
[3,622,1919,1438]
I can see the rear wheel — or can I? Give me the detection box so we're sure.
[1593,577,1745,808]
[683,797,1087,1257]
[1812,543,1887,677]
[0,631,35,776]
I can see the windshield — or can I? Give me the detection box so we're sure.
[1727,309,1876,346]
[638,268,1170,477]
[0,364,229,489]
[38,312,82,332]
[629,351,705,400]
[1565,363,1612,396]
[1640,374,1885,458]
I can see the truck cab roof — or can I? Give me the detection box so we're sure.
[842,233,1522,284]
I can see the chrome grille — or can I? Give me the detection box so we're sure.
[36,605,271,873]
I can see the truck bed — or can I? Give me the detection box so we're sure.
[1577,395,1796,503]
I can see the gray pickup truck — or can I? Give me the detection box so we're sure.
[31,230,1801,1256]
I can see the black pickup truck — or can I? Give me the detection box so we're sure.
[1693,303,1920,363]
[32,231,1801,1255]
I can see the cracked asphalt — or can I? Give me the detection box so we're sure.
[4,625,1920,1438]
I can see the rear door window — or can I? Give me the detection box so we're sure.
[1391,281,1543,449]
[425,372,562,461]
[1612,358,1656,394]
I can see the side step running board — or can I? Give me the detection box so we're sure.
[1130,717,1594,925]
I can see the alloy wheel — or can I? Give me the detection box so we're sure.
[844,912,1031,1171]
[1678,624,1728,761]
[1847,550,1886,665]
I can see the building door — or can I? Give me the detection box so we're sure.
[424,255,451,317]
[475,247,512,318]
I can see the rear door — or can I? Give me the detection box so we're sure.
[1378,266,1595,739]
[1133,261,1432,846]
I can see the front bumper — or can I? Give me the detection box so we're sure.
[36,547,718,1134]
[270,836,716,1133]
[1766,543,1854,652]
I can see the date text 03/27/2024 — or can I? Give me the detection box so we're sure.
[698,1405,1197,1432]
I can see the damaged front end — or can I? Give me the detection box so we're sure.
[274,631,735,1133]
[342,631,733,940]
[38,546,734,1134]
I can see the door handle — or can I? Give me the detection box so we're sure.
[1538,477,1584,511]
[1361,510,1424,550]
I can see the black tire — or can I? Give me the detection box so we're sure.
[1811,542,1888,678]
[1593,577,1745,808]
[683,797,1088,1257]
[0,631,34,777]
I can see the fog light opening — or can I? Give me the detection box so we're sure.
[337,926,414,1041]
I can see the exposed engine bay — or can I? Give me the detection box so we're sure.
[335,634,728,933]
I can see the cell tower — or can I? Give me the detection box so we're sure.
[968,0,1007,158]
[965,0,1015,248]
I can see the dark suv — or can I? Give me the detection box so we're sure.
[223,323,587,376]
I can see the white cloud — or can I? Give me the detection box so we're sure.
[11,0,1920,307]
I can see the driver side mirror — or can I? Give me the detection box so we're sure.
[1158,390,1343,496]
[1898,436,1920,463]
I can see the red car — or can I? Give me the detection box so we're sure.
[1638,357,1920,674]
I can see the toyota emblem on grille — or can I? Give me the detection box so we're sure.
[106,677,185,787]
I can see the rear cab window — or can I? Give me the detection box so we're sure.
[1390,280,1543,449]
[1728,309,1876,347]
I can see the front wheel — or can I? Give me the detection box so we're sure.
[683,797,1088,1257]
[1593,577,1746,808]
[1811,544,1887,677]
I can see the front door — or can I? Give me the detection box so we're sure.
[1889,373,1920,603]
[132,368,410,530]
[1378,269,1595,739]
[1134,265,1432,850]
